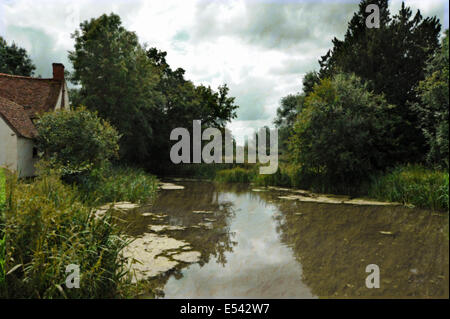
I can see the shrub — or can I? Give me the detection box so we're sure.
[369,165,449,211]
[2,172,131,298]
[35,107,120,176]
[289,73,401,190]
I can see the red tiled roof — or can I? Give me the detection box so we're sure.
[0,96,38,139]
[0,73,62,119]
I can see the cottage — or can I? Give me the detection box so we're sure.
[0,63,70,177]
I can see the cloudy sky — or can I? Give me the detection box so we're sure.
[1,0,448,144]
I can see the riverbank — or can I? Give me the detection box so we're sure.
[0,166,159,298]
[213,164,449,211]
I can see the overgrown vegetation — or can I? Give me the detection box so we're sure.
[214,164,449,211]
[0,106,159,298]
[289,74,400,189]
[369,165,449,211]
[35,107,120,176]
[73,165,159,206]
[2,171,133,298]
[69,13,238,172]
[269,1,448,208]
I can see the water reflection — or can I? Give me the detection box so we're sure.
[118,181,449,298]
[269,198,449,298]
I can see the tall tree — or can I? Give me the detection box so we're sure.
[414,30,449,168]
[69,13,163,165]
[0,36,36,76]
[319,0,441,162]
[69,14,238,170]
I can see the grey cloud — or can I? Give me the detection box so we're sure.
[269,56,319,75]
[228,76,275,121]
[5,25,70,78]
[192,1,358,52]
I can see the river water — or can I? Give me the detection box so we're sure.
[120,180,449,298]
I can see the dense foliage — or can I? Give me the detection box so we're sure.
[36,108,120,175]
[318,0,441,162]
[271,0,448,198]
[69,14,238,172]
[2,172,130,298]
[75,165,159,205]
[0,36,36,76]
[414,31,449,168]
[289,74,400,188]
[369,165,449,211]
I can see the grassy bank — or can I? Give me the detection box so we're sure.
[1,166,158,298]
[70,165,159,206]
[214,164,449,211]
[369,165,449,211]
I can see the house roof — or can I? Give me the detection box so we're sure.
[0,73,63,119]
[0,96,38,139]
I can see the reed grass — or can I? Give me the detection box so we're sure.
[369,165,449,211]
[1,171,137,298]
[72,165,159,206]
[214,164,449,211]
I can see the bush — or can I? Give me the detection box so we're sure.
[35,107,120,176]
[289,73,401,191]
[2,172,131,298]
[369,165,449,211]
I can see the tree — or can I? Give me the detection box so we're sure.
[0,36,36,76]
[318,0,441,162]
[36,108,120,175]
[69,14,238,171]
[274,94,305,154]
[289,74,400,188]
[69,13,163,165]
[414,30,449,168]
[145,47,238,171]
[302,71,320,96]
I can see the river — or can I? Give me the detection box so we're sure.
[118,180,449,298]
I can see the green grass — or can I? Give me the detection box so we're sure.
[369,165,449,211]
[0,164,160,298]
[1,172,135,298]
[67,165,159,206]
[215,167,255,183]
[214,164,449,211]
